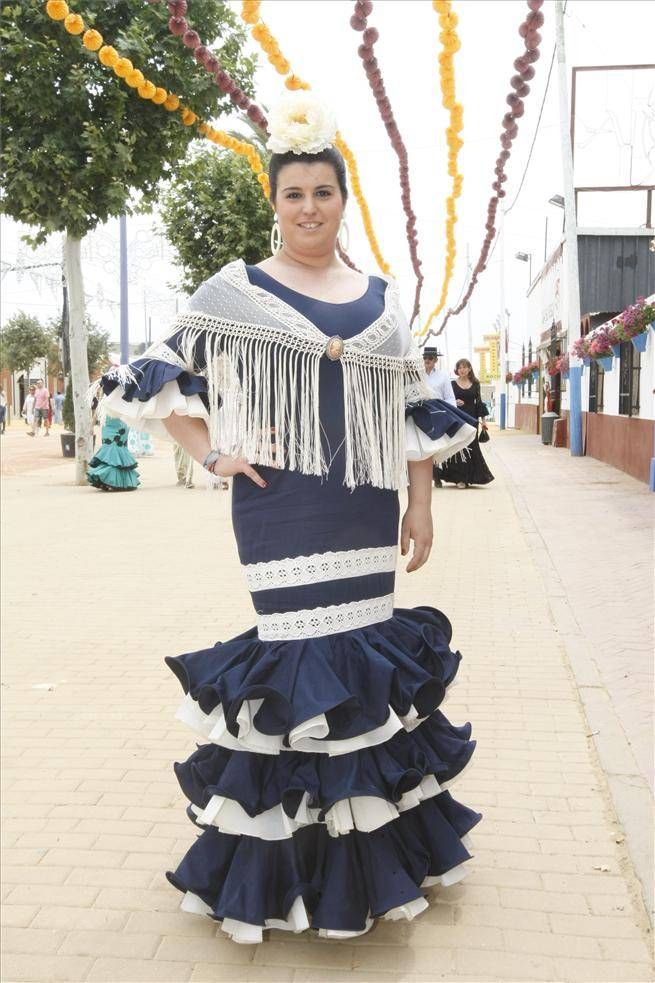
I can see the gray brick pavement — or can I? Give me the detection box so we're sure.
[1,436,653,982]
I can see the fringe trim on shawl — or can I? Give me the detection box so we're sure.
[102,313,431,492]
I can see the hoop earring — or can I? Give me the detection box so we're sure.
[338,218,350,253]
[270,219,282,256]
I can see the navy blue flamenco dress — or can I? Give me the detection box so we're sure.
[103,267,481,943]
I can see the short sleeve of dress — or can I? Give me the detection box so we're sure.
[402,340,477,467]
[99,325,212,440]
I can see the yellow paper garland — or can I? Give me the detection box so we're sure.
[416,0,464,338]
[45,2,270,199]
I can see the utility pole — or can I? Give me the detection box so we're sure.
[555,0,583,456]
[119,214,129,364]
[498,207,507,430]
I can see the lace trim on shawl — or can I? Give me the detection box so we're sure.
[219,260,402,356]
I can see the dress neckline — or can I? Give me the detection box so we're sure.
[219,259,397,352]
[249,265,374,307]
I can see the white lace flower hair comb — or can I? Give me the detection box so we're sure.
[266,91,337,155]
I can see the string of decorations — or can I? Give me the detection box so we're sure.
[45,1,270,198]
[416,0,464,339]
[238,1,391,275]
[350,0,423,324]
[428,0,545,339]
[166,0,268,134]
[240,1,310,92]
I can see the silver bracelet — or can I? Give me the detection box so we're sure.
[202,450,221,472]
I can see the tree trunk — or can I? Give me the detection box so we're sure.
[64,232,92,485]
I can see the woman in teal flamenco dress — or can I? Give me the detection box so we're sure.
[87,415,140,492]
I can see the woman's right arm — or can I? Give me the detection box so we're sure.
[162,415,267,488]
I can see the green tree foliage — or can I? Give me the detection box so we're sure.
[159,147,272,294]
[47,314,110,378]
[0,311,50,376]
[0,0,257,241]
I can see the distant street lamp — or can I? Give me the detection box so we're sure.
[544,194,566,260]
[515,250,532,285]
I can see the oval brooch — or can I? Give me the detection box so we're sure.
[325,336,345,361]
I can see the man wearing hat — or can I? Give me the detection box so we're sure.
[422,348,457,407]
[422,347,457,488]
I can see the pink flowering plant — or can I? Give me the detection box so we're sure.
[614,298,655,341]
[570,336,591,360]
[556,353,569,374]
[588,324,616,357]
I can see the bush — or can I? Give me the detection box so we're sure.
[62,383,75,433]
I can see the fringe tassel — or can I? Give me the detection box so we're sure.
[175,320,328,481]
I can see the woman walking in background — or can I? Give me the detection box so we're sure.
[437,359,494,489]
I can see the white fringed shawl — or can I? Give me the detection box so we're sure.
[104,260,431,491]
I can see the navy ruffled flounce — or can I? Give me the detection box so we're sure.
[406,398,478,440]
[166,606,460,744]
[175,711,475,823]
[101,353,209,409]
[165,604,480,938]
[167,792,481,933]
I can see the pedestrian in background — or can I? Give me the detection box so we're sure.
[174,442,194,489]
[422,347,458,487]
[0,387,6,434]
[33,378,51,436]
[53,389,65,425]
[437,358,494,489]
[22,385,36,435]
[422,348,457,406]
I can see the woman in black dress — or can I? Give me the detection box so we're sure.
[437,359,494,488]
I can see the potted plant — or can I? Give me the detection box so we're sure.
[557,353,570,380]
[588,325,615,371]
[546,356,560,377]
[528,359,540,380]
[570,336,591,367]
[614,297,655,354]
[505,371,513,384]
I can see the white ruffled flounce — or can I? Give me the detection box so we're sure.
[103,380,209,440]
[174,692,437,757]
[179,883,468,944]
[405,416,477,465]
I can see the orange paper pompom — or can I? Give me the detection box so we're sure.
[138,80,156,100]
[125,69,145,89]
[46,1,69,20]
[113,57,133,78]
[98,45,119,68]
[64,13,84,34]
[82,28,103,50]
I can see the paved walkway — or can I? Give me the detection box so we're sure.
[1,433,653,982]
[492,431,654,920]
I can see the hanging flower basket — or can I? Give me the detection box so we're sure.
[597,355,614,372]
[611,343,622,358]
[632,331,649,354]
[583,356,591,367]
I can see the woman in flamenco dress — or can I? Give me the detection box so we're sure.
[436,359,494,489]
[98,95,482,943]
[86,415,139,492]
